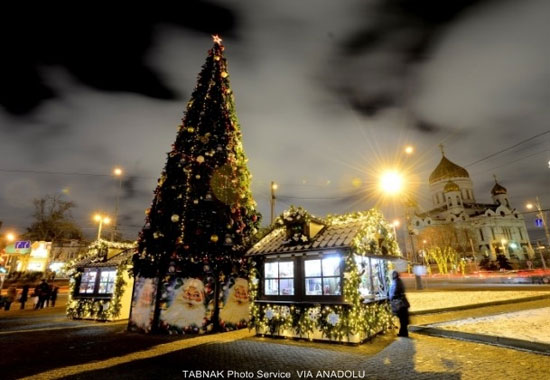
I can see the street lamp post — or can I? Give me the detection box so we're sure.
[526,198,548,270]
[0,232,16,293]
[112,167,123,241]
[270,181,278,225]
[94,214,111,241]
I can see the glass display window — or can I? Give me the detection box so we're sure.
[304,255,341,296]
[79,268,98,294]
[264,261,294,296]
[355,255,387,299]
[77,267,117,296]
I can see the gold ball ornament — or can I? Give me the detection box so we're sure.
[187,127,195,133]
[196,155,205,163]
[221,71,228,78]
[210,234,219,243]
[171,214,180,223]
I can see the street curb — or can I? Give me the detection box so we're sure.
[410,294,550,315]
[410,325,550,356]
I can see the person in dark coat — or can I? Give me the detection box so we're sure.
[4,285,17,311]
[20,284,29,310]
[49,286,58,307]
[36,279,50,309]
[389,271,410,338]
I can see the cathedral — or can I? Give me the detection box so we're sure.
[408,148,533,262]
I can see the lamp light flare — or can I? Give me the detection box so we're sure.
[526,203,534,210]
[404,146,414,155]
[379,170,404,195]
[392,219,400,227]
[113,167,123,176]
[271,183,278,191]
[6,232,16,242]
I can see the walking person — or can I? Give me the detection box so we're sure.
[4,285,17,311]
[50,286,58,307]
[36,279,50,309]
[389,271,410,338]
[19,284,29,310]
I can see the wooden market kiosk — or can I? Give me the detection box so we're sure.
[67,240,136,321]
[247,206,402,343]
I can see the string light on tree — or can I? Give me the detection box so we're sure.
[133,35,261,333]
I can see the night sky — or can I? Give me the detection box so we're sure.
[1,0,549,242]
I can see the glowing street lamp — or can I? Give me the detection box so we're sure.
[404,145,414,155]
[270,181,278,224]
[378,170,404,196]
[6,232,16,243]
[94,213,111,241]
[112,167,123,241]
[391,219,400,238]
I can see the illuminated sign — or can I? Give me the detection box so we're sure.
[5,241,32,254]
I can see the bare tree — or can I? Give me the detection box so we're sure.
[24,195,83,258]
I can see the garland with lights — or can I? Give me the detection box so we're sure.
[248,208,399,342]
[248,255,395,342]
[133,36,261,281]
[328,209,400,257]
[66,240,135,320]
[275,206,314,244]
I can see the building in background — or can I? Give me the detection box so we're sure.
[2,239,89,277]
[409,150,533,262]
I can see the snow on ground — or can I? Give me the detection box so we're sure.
[407,291,550,312]
[432,307,550,344]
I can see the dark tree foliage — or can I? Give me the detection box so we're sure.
[496,254,513,270]
[133,38,261,279]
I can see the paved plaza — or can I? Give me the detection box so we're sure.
[2,295,550,379]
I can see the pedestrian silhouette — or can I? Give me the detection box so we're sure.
[389,271,410,338]
[20,284,29,310]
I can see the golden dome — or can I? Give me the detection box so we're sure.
[491,182,507,195]
[429,155,470,184]
[443,180,460,193]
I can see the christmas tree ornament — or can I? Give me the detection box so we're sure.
[210,234,219,243]
[171,214,180,223]
[196,155,205,163]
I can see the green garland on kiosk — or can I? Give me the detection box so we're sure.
[66,239,135,320]
[248,254,395,342]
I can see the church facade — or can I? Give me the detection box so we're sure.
[408,150,533,262]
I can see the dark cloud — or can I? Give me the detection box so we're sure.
[0,1,237,115]
[328,0,495,123]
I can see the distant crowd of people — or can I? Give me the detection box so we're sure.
[3,279,59,311]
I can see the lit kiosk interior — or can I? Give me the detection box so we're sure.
[247,206,401,343]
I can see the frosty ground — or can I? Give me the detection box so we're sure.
[408,290,550,344]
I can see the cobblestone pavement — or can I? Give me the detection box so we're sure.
[63,331,550,380]
[8,298,550,380]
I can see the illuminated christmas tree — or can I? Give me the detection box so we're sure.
[132,36,261,332]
